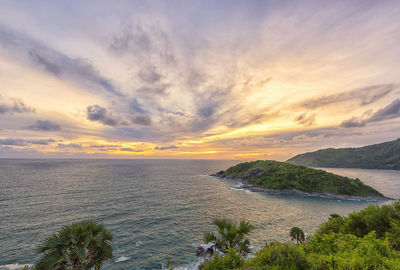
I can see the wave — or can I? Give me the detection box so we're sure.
[0,264,32,270]
[115,256,130,262]
[169,259,204,270]
[230,186,253,193]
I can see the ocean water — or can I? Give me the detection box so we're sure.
[1,159,399,270]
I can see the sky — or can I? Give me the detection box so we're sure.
[0,0,400,160]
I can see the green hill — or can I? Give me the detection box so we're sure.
[287,138,400,170]
[214,160,384,198]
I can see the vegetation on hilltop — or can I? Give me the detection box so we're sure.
[216,160,384,197]
[287,138,400,169]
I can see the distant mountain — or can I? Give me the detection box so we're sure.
[287,138,400,170]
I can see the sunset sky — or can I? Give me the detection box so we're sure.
[1,0,400,159]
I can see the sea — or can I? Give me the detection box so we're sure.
[1,159,400,270]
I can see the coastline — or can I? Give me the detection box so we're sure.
[210,174,393,202]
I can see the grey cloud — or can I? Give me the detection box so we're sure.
[224,110,279,129]
[27,120,61,131]
[294,113,316,126]
[109,23,175,64]
[154,145,178,150]
[341,99,400,128]
[130,99,147,114]
[110,24,151,54]
[196,88,232,119]
[300,84,395,109]
[369,98,400,122]
[138,66,161,83]
[0,138,29,146]
[340,117,366,128]
[159,108,186,117]
[0,28,122,96]
[175,85,247,135]
[198,105,215,118]
[137,85,169,96]
[29,49,122,96]
[131,115,152,126]
[0,138,55,146]
[87,105,121,126]
[0,95,35,114]
[264,127,358,142]
[89,144,119,148]
[57,143,82,149]
[190,86,235,133]
[120,147,143,152]
[30,139,57,145]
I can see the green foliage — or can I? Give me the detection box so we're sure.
[290,227,305,244]
[165,260,173,270]
[244,242,309,270]
[200,248,244,270]
[220,160,383,197]
[305,232,400,269]
[201,202,400,270]
[204,218,254,256]
[35,220,113,270]
[287,138,400,170]
[315,203,400,240]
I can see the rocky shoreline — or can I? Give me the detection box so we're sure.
[210,173,393,202]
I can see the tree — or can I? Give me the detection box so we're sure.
[290,227,305,244]
[204,218,254,256]
[35,220,113,270]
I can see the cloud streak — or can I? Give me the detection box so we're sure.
[299,84,395,109]
[0,95,35,114]
[294,113,316,126]
[341,99,400,128]
[154,145,178,150]
[120,147,143,152]
[86,105,122,126]
[27,120,61,131]
[0,138,55,146]
[0,28,122,96]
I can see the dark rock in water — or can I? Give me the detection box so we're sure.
[196,243,215,257]
[211,170,226,178]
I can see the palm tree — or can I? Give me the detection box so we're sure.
[35,220,113,270]
[290,227,305,244]
[204,218,254,256]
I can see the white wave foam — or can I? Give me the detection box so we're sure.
[136,240,144,247]
[236,181,244,188]
[173,259,204,270]
[0,264,32,270]
[116,256,130,262]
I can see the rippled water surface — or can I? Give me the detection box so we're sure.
[1,159,400,270]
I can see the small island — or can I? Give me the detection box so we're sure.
[212,160,390,201]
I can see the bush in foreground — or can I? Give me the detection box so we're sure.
[204,218,254,256]
[201,202,400,270]
[35,220,113,270]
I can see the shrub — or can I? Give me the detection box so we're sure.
[244,242,309,270]
[200,248,244,270]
